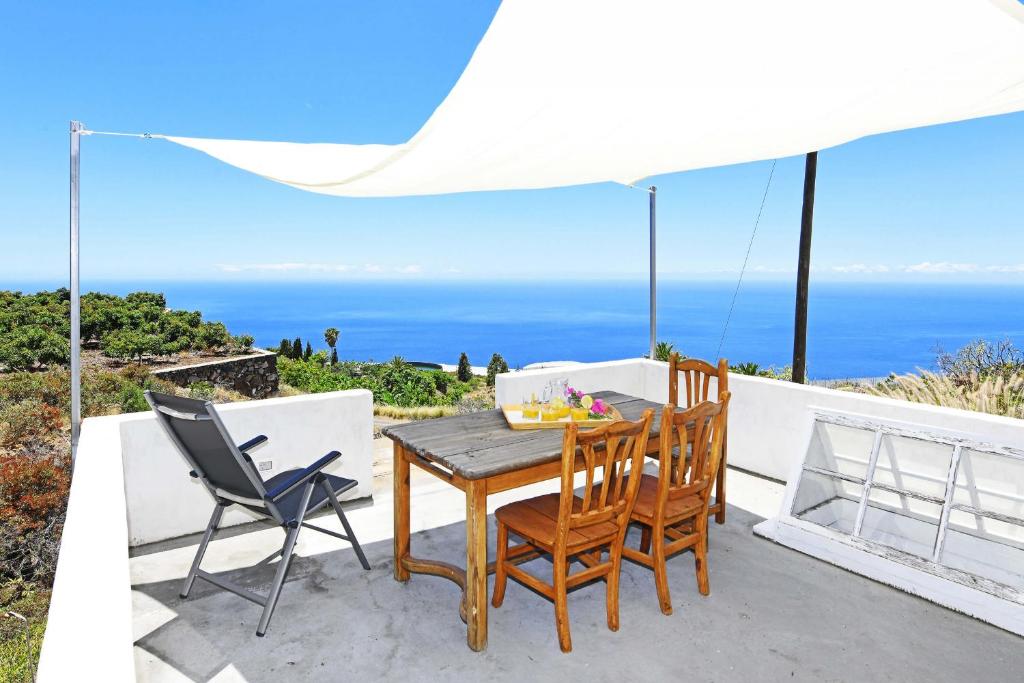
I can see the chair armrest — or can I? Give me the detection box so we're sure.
[264,450,342,501]
[238,435,269,453]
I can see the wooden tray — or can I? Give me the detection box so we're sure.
[501,404,622,430]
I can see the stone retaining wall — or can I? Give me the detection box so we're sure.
[152,349,278,398]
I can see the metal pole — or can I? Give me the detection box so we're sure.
[70,121,83,460]
[648,186,657,360]
[792,151,817,384]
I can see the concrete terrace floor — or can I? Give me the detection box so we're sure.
[130,459,1024,682]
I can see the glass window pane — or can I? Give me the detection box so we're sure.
[942,526,1024,591]
[859,498,942,559]
[871,434,952,500]
[804,422,875,480]
[953,449,1024,526]
[793,469,862,535]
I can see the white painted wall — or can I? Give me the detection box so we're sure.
[120,390,375,546]
[37,417,135,682]
[497,359,1024,481]
[37,389,375,682]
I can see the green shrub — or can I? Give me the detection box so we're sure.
[653,341,678,362]
[278,357,470,408]
[457,353,472,382]
[0,326,69,370]
[188,381,216,400]
[197,322,231,352]
[0,581,49,682]
[936,338,1024,387]
[486,353,509,387]
[101,328,163,363]
[0,400,62,449]
[231,334,255,353]
[730,362,760,376]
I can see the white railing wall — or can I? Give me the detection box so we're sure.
[120,390,374,546]
[37,389,375,681]
[497,359,1024,482]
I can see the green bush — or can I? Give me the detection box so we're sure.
[730,362,761,376]
[654,341,678,362]
[486,353,509,387]
[0,400,62,449]
[102,328,163,363]
[197,322,231,352]
[278,357,472,408]
[188,381,216,400]
[457,352,472,382]
[1,289,253,368]
[0,581,49,682]
[936,338,1024,387]
[0,326,69,370]
[231,334,255,353]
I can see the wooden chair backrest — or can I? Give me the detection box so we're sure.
[668,354,728,408]
[657,393,731,509]
[557,409,654,546]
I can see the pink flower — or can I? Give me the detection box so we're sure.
[591,399,606,415]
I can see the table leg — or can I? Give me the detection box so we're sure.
[465,479,488,651]
[394,442,410,582]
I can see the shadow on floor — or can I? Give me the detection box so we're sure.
[132,506,1023,682]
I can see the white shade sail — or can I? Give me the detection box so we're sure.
[167,0,1024,197]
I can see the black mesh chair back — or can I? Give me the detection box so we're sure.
[145,391,266,502]
[143,389,370,637]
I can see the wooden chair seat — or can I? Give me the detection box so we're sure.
[624,395,730,616]
[630,474,702,523]
[496,493,620,553]
[668,354,729,524]
[491,411,654,652]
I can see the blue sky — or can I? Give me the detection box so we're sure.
[1,1,1022,285]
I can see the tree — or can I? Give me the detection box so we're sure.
[330,347,339,366]
[457,352,472,382]
[304,341,313,360]
[486,353,509,387]
[292,337,303,360]
[102,329,162,364]
[197,322,231,353]
[278,338,291,355]
[0,326,70,370]
[324,327,340,351]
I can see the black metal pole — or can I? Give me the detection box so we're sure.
[792,151,817,384]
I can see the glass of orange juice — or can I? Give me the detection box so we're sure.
[570,407,589,421]
[541,404,560,421]
[521,394,539,419]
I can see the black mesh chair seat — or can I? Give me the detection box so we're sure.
[145,390,370,637]
[264,471,357,523]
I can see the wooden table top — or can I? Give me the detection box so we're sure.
[381,391,662,480]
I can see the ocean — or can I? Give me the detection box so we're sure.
[12,280,1024,380]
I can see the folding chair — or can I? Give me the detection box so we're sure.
[144,390,370,637]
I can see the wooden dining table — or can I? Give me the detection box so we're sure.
[381,390,664,652]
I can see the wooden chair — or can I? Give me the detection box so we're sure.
[491,409,654,652]
[623,394,730,615]
[668,353,729,524]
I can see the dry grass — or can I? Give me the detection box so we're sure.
[864,370,1024,419]
[373,404,458,420]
